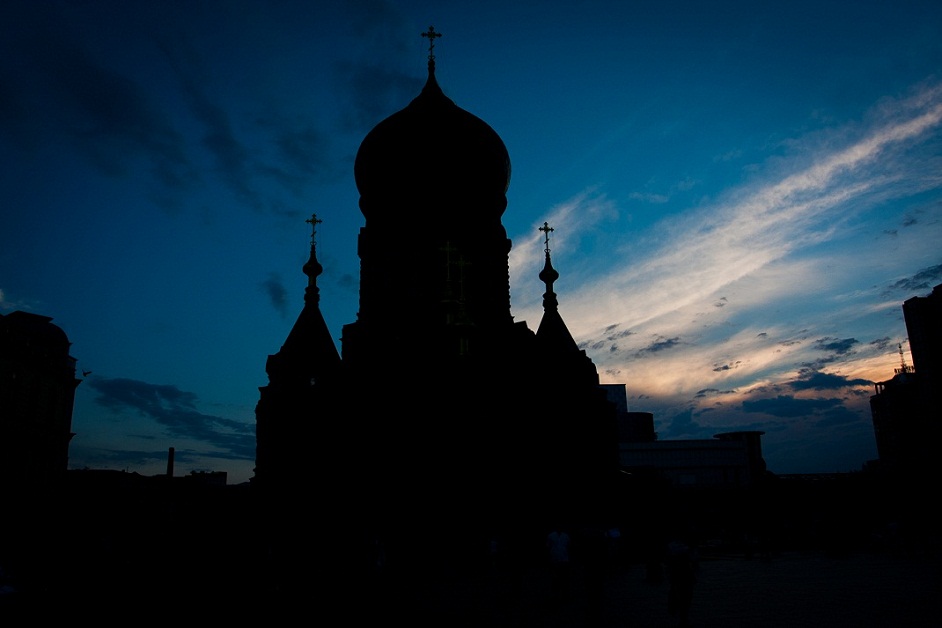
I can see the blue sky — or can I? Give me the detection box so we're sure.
[2,1,940,484]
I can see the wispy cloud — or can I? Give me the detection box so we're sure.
[572,82,939,332]
[509,187,618,307]
[260,273,290,318]
[88,377,255,460]
[508,80,941,467]
[0,2,417,220]
[742,395,846,418]
[788,369,872,391]
[515,81,941,344]
[0,289,39,313]
[0,19,197,198]
[886,263,942,293]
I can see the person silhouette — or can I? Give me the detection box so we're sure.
[546,524,572,604]
[581,524,609,627]
[665,533,699,628]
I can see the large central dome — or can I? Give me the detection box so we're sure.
[354,66,511,222]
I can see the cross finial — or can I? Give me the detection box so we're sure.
[539,221,554,253]
[305,213,323,245]
[421,26,441,61]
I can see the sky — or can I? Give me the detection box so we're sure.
[2,1,941,485]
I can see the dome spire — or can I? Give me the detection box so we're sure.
[261,211,340,388]
[302,213,324,305]
[539,221,559,312]
[421,25,442,76]
[536,221,580,353]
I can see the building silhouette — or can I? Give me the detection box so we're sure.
[869,282,942,484]
[5,34,940,625]
[0,311,79,486]
[253,29,620,602]
[903,282,942,392]
[601,384,767,489]
[619,429,767,489]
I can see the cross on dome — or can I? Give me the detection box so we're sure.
[539,221,554,253]
[305,213,323,245]
[421,26,442,61]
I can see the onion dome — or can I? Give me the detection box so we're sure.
[354,48,511,222]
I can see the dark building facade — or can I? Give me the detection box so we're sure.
[903,282,942,392]
[869,283,942,483]
[0,311,79,485]
[253,37,620,600]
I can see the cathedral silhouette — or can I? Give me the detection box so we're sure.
[253,28,621,597]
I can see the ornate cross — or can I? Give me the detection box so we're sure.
[539,221,554,253]
[421,26,441,60]
[305,213,323,245]
[441,240,458,281]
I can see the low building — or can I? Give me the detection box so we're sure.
[618,431,766,488]
[602,384,766,488]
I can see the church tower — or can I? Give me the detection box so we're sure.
[254,28,619,588]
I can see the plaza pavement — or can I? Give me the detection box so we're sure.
[380,547,941,627]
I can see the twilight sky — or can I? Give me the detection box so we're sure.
[2,1,940,484]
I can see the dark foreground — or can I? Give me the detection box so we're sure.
[3,546,938,626]
[3,474,939,625]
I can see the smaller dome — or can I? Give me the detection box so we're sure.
[354,68,511,222]
[2,311,70,348]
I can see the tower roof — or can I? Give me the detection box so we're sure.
[535,222,580,354]
[267,214,340,383]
